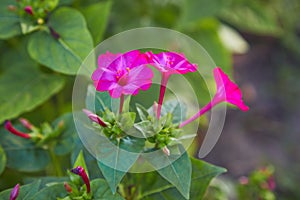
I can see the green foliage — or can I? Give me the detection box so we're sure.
[0,0,22,39]
[0,145,7,175]
[28,7,93,75]
[0,65,64,123]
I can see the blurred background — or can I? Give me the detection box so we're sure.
[1,0,300,199]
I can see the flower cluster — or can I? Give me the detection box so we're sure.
[88,49,249,154]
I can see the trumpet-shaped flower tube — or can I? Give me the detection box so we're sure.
[71,166,90,193]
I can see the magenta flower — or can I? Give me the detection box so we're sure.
[9,184,20,200]
[179,67,248,128]
[92,50,153,99]
[24,6,33,15]
[213,67,249,111]
[146,51,197,76]
[82,109,107,127]
[71,166,90,193]
[146,51,197,118]
[4,120,31,139]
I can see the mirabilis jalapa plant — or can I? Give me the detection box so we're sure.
[2,49,248,200]
[79,49,249,199]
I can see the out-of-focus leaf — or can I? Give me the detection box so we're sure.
[28,7,93,75]
[220,1,282,36]
[178,0,229,28]
[0,66,64,124]
[218,24,249,54]
[80,1,112,45]
[52,113,76,155]
[0,145,6,175]
[0,125,50,172]
[31,183,68,199]
[0,0,21,39]
[0,180,41,200]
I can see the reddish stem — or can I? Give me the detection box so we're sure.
[4,121,31,139]
[119,94,125,114]
[157,73,169,119]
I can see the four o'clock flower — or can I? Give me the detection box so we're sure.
[92,50,153,113]
[146,51,197,118]
[24,6,33,15]
[82,109,107,127]
[179,67,249,128]
[9,184,20,200]
[71,166,90,193]
[4,120,31,139]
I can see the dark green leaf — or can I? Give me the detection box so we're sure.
[91,179,124,199]
[53,113,76,155]
[189,157,226,199]
[0,0,21,39]
[0,145,6,175]
[28,7,94,74]
[153,145,191,199]
[97,136,144,194]
[80,1,112,45]
[31,183,68,199]
[0,180,41,200]
[0,66,64,124]
[0,125,50,172]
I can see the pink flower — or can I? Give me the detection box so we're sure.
[145,51,197,118]
[9,184,19,200]
[4,120,31,139]
[92,50,153,98]
[179,67,248,128]
[213,67,249,111]
[146,51,197,76]
[71,166,90,193]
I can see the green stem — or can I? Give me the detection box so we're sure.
[49,148,63,177]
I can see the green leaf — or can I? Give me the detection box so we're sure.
[91,179,124,199]
[86,84,119,113]
[136,103,149,121]
[119,112,136,131]
[140,157,226,200]
[0,66,64,124]
[97,136,145,194]
[28,7,93,75]
[0,180,41,200]
[146,145,192,199]
[53,113,76,155]
[0,125,51,172]
[189,157,226,199]
[160,100,187,124]
[80,1,112,45]
[0,0,21,39]
[31,183,68,199]
[0,145,6,175]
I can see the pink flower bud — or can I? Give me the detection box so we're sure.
[64,182,72,193]
[71,166,90,193]
[162,146,170,156]
[19,118,33,130]
[4,120,31,139]
[82,109,107,127]
[24,6,33,15]
[9,184,20,200]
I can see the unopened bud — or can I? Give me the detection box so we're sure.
[162,146,170,156]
